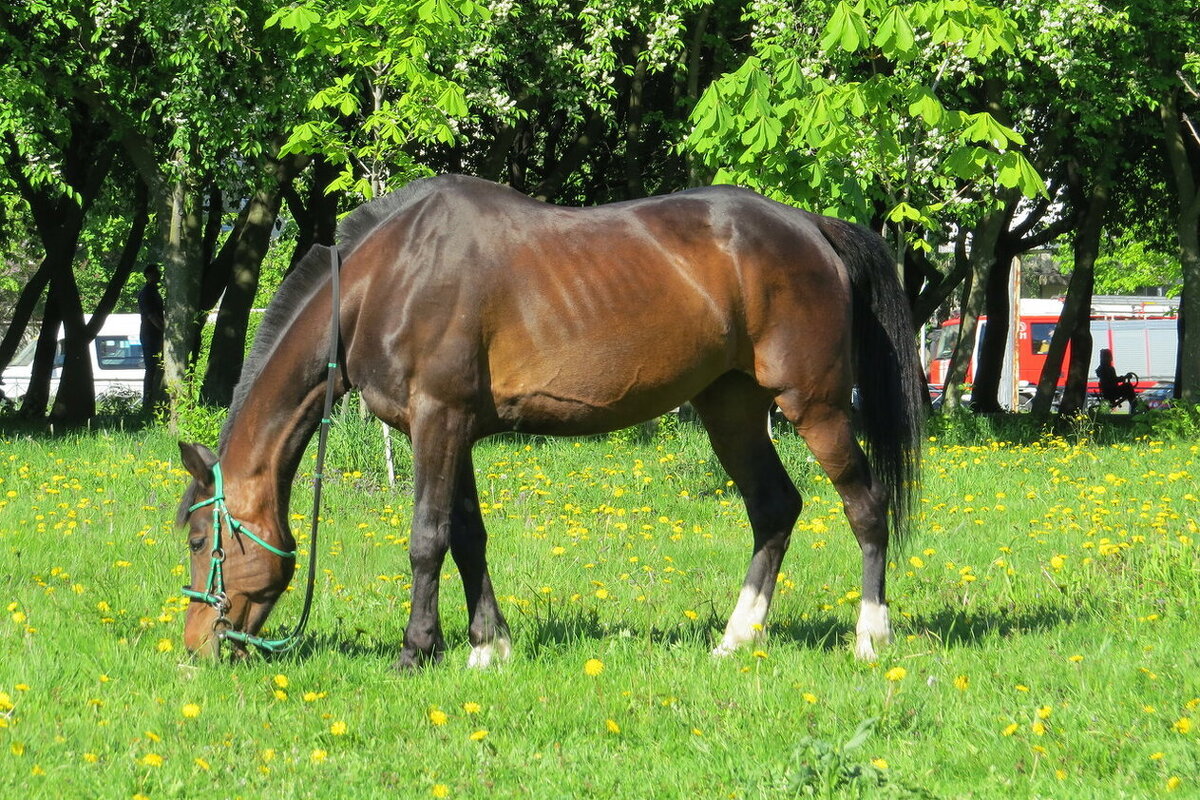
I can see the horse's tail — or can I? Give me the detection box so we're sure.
[815,216,924,544]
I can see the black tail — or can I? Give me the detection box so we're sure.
[815,217,924,543]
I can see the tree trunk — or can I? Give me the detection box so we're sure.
[286,157,339,271]
[942,211,1004,412]
[159,167,205,428]
[5,109,113,423]
[201,154,305,406]
[0,258,53,375]
[1160,90,1200,402]
[623,37,648,200]
[19,298,61,419]
[970,251,1013,413]
[1030,175,1109,418]
[84,183,150,339]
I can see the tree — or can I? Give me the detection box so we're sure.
[683,0,1044,269]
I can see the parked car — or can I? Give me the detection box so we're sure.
[0,314,145,404]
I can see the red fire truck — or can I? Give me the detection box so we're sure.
[927,296,1179,409]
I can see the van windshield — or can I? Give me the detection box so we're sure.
[10,340,36,367]
[96,336,143,369]
[49,336,144,370]
[934,325,958,360]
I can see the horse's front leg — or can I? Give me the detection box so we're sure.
[395,400,473,670]
[450,456,512,668]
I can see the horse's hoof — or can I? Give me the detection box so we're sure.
[393,647,444,671]
[710,642,737,658]
[467,638,512,669]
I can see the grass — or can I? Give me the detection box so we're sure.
[0,413,1197,799]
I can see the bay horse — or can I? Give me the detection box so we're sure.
[177,175,924,667]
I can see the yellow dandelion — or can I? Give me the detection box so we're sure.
[1173,717,1192,734]
[872,758,889,770]
[468,729,489,741]
[908,556,924,569]
[82,753,98,763]
[1032,721,1047,736]
[605,719,621,734]
[1167,776,1181,792]
[273,690,288,701]
[1002,723,1019,736]
[311,748,328,763]
[683,609,698,620]
[884,666,907,682]
[155,638,173,653]
[195,757,210,770]
[140,753,164,767]
[953,675,969,691]
[181,703,201,719]
[273,674,289,689]
[1068,654,1084,663]
[330,720,348,736]
[802,692,818,704]
[431,784,451,798]
[462,702,482,714]
[1150,752,1165,760]
[428,707,449,726]
[10,742,24,756]
[1037,705,1052,719]
[583,658,604,677]
[752,649,768,659]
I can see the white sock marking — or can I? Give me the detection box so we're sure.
[467,638,512,669]
[854,600,891,661]
[712,585,770,656]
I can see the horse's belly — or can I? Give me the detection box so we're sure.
[489,340,729,435]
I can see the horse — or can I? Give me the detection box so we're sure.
[177,174,924,668]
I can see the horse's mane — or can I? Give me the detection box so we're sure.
[217,177,442,451]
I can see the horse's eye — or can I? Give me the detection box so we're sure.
[189,537,206,554]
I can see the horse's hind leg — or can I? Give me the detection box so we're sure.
[450,456,512,668]
[786,400,892,660]
[692,372,802,656]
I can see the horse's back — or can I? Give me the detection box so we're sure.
[343,177,852,435]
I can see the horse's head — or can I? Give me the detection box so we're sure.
[177,442,296,659]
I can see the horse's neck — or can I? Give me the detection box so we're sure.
[221,352,336,524]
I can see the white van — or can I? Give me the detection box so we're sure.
[0,313,146,403]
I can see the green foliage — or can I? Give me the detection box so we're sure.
[749,718,936,799]
[683,0,1044,254]
[1130,404,1200,440]
[160,366,225,445]
[269,0,490,196]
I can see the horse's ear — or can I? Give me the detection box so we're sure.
[179,442,218,486]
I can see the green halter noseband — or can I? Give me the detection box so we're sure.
[181,243,341,655]
[181,462,299,649]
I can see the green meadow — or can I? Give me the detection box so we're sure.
[0,413,1197,799]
